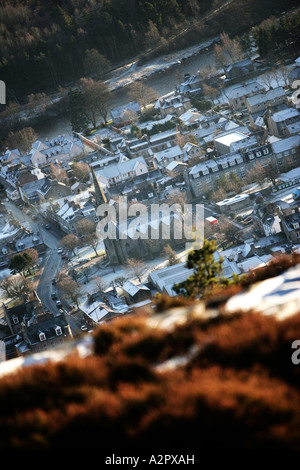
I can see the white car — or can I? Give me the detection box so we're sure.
[57,248,63,254]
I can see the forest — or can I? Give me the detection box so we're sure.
[0,0,299,104]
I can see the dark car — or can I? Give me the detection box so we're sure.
[45,223,51,229]
[51,293,58,300]
[61,253,66,259]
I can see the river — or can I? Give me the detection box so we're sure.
[34,39,217,140]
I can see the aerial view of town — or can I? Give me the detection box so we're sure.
[0,0,300,452]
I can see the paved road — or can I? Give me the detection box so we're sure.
[4,201,83,335]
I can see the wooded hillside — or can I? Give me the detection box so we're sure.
[0,0,298,102]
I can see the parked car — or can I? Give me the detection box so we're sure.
[45,223,51,229]
[51,278,56,285]
[51,293,58,300]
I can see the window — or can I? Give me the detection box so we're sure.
[263,148,269,155]
[256,151,262,157]
[55,326,62,336]
[39,332,46,342]
[12,315,19,324]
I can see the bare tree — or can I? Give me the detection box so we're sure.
[49,163,69,184]
[77,77,110,126]
[94,276,108,293]
[4,127,37,155]
[59,234,80,256]
[0,275,33,300]
[125,258,147,282]
[59,277,82,307]
[127,82,158,110]
[163,244,178,266]
[71,162,90,182]
[245,162,266,185]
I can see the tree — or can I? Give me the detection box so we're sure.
[4,127,37,155]
[163,244,178,266]
[59,277,82,307]
[202,84,219,103]
[71,162,90,182]
[59,234,79,256]
[9,252,33,276]
[94,276,108,293]
[218,215,240,244]
[49,163,69,184]
[210,187,227,203]
[75,219,99,256]
[68,88,90,133]
[83,49,110,79]
[22,248,39,266]
[265,160,279,185]
[245,162,266,185]
[128,82,158,110]
[80,266,91,282]
[112,276,127,287]
[173,239,231,298]
[259,71,274,90]
[229,171,242,193]
[0,275,33,300]
[144,20,161,50]
[125,258,147,282]
[77,78,110,127]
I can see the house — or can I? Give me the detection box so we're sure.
[30,135,85,168]
[148,262,193,296]
[228,82,265,111]
[80,290,128,329]
[224,59,254,80]
[0,148,22,163]
[125,136,152,160]
[155,95,191,118]
[251,194,282,237]
[176,73,203,96]
[94,155,148,187]
[268,107,300,137]
[122,280,151,304]
[214,131,256,156]
[2,290,72,356]
[37,179,72,202]
[166,161,188,177]
[271,135,300,172]
[246,87,287,114]
[187,144,274,199]
[183,142,204,161]
[110,101,141,123]
[154,145,184,167]
[54,198,98,234]
[279,207,300,244]
[148,128,179,153]
[179,109,203,129]
[288,56,300,85]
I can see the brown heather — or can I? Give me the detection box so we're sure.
[0,256,300,449]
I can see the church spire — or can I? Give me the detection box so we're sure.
[91,167,107,206]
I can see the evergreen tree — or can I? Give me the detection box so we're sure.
[173,239,234,298]
[68,88,90,133]
[9,253,33,277]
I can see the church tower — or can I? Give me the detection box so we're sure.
[91,167,107,206]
